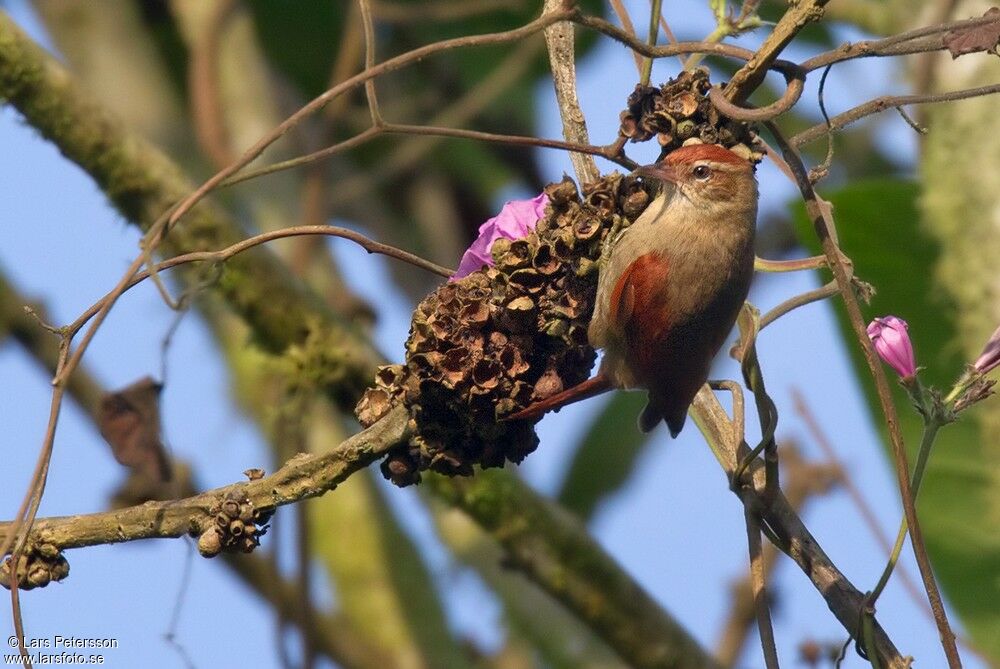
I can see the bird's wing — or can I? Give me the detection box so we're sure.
[610,252,672,366]
[609,252,703,435]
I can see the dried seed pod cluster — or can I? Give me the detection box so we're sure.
[619,69,763,161]
[356,175,655,486]
[196,490,271,557]
[0,543,69,590]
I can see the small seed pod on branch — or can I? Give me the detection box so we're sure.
[618,69,764,161]
[1,543,70,590]
[196,489,271,558]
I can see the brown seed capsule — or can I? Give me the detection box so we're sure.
[50,555,70,583]
[221,499,240,519]
[198,528,223,558]
[376,365,405,389]
[533,367,565,401]
[502,296,538,333]
[668,91,699,117]
[26,563,50,589]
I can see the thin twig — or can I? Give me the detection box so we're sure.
[790,390,932,621]
[608,0,644,72]
[653,1,684,67]
[572,14,765,63]
[742,508,781,669]
[791,83,1000,146]
[188,0,238,170]
[708,380,746,455]
[224,120,637,189]
[800,13,1000,72]
[358,0,384,128]
[754,256,826,273]
[759,281,839,330]
[766,123,962,669]
[326,37,550,206]
[639,0,662,86]
[66,225,452,335]
[708,63,806,122]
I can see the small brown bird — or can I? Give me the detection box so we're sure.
[509,143,758,435]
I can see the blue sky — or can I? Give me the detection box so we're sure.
[0,1,982,667]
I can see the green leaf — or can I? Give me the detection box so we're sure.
[791,179,1000,664]
[557,392,654,519]
[244,0,343,99]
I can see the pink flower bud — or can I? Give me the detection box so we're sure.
[973,324,1000,375]
[451,193,549,280]
[867,316,917,380]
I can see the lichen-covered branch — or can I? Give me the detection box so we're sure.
[543,0,600,184]
[0,9,380,381]
[0,406,410,552]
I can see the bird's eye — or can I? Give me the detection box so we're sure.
[693,165,712,180]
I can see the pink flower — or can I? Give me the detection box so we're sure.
[867,316,917,380]
[451,193,548,280]
[973,324,1000,375]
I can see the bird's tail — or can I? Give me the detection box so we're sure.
[638,393,687,437]
[504,373,613,422]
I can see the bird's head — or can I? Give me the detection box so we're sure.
[634,144,758,217]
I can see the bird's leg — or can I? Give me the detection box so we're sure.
[503,373,613,422]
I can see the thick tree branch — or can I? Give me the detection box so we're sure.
[689,390,909,669]
[0,10,380,376]
[544,0,600,184]
[723,0,831,103]
[0,405,410,552]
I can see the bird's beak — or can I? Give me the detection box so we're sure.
[632,162,681,184]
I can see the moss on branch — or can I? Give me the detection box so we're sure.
[0,405,411,552]
[0,12,379,391]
